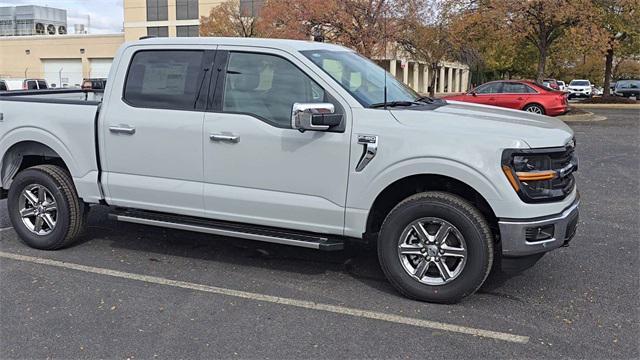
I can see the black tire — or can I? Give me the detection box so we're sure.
[523,103,545,115]
[7,165,86,250]
[377,192,493,303]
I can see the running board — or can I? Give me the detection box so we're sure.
[108,209,344,251]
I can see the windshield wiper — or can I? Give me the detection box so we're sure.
[369,101,422,109]
[415,96,435,104]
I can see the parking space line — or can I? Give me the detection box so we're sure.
[0,250,529,344]
[0,227,13,232]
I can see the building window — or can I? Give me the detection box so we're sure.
[176,25,199,37]
[176,0,199,20]
[240,0,265,17]
[147,26,168,37]
[147,0,168,21]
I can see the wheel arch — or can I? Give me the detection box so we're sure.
[365,174,499,242]
[522,102,546,114]
[1,140,71,189]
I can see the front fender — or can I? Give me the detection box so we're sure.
[348,156,505,212]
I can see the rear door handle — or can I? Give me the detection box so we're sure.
[209,133,240,143]
[109,125,136,135]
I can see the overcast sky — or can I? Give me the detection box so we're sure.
[0,0,124,34]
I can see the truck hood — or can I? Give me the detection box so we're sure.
[390,101,574,149]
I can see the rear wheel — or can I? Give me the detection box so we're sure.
[7,165,86,250]
[377,192,493,303]
[523,103,545,115]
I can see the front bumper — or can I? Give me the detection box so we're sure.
[499,197,579,257]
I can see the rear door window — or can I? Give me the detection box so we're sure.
[37,80,48,89]
[123,50,206,110]
[26,80,38,90]
[501,83,533,94]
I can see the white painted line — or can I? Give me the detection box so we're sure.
[0,227,13,232]
[0,251,529,344]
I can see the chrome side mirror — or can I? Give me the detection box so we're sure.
[291,103,343,132]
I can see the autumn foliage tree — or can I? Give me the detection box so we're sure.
[200,0,259,37]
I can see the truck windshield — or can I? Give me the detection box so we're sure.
[301,50,419,108]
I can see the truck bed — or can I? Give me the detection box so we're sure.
[0,88,103,203]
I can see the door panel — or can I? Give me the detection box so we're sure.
[102,48,215,217]
[498,82,532,109]
[202,49,351,234]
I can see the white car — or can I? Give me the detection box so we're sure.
[567,79,592,99]
[0,37,580,303]
[557,80,566,91]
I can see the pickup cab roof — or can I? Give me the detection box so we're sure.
[130,37,352,53]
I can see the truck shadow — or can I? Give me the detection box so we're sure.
[81,205,519,299]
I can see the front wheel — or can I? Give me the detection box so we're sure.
[377,192,494,303]
[523,103,545,115]
[7,165,86,250]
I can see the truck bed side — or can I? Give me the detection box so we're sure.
[0,90,103,203]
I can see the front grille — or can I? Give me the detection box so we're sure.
[549,144,577,196]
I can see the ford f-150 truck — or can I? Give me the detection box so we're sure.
[0,38,579,303]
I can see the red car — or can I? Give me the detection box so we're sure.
[445,80,568,116]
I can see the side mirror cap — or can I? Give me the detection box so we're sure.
[291,103,342,132]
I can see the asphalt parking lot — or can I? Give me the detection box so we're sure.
[1,108,638,359]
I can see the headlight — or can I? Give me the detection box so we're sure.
[502,142,577,203]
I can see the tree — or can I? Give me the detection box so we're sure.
[200,0,259,37]
[397,0,457,96]
[591,0,640,96]
[258,0,398,57]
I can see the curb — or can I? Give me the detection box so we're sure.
[571,103,640,109]
[558,111,607,122]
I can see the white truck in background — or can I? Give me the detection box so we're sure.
[0,38,579,303]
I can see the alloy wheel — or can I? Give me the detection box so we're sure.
[18,184,57,235]
[397,217,467,285]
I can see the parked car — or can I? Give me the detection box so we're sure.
[445,80,568,116]
[591,86,603,96]
[0,37,580,303]
[614,79,640,98]
[0,79,26,91]
[81,78,107,91]
[567,79,592,99]
[23,79,49,90]
[557,80,566,91]
[542,79,560,90]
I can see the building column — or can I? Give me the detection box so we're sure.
[454,68,461,92]
[412,62,420,92]
[402,60,409,86]
[389,60,396,77]
[423,65,429,94]
[462,69,469,92]
[447,66,453,93]
[438,66,445,93]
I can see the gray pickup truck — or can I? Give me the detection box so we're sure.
[0,38,579,303]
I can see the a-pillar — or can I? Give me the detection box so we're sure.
[438,66,445,93]
[447,66,453,93]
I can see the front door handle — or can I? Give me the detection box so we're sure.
[210,133,240,143]
[109,125,136,135]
